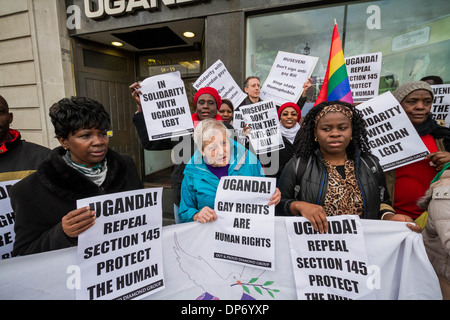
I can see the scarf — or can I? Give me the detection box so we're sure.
[281,123,300,144]
[63,151,108,186]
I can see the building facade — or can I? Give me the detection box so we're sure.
[1,0,449,182]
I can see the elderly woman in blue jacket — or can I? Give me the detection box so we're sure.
[179,119,281,223]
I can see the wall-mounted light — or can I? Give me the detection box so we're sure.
[183,31,195,38]
[111,41,123,47]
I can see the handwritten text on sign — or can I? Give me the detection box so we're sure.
[76,188,164,300]
[214,176,276,270]
[286,215,376,300]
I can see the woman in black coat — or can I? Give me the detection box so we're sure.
[11,97,143,256]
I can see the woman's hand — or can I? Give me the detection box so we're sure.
[291,201,328,233]
[384,213,421,233]
[62,206,96,238]
[193,207,217,223]
[268,188,281,206]
[129,82,142,113]
[426,151,450,171]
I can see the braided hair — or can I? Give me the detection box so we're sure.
[295,100,371,161]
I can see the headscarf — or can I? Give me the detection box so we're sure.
[314,104,353,126]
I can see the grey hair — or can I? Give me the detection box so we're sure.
[193,119,231,151]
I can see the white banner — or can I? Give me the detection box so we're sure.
[0,218,442,300]
[213,176,276,271]
[260,51,318,106]
[286,216,376,300]
[431,84,450,127]
[193,60,247,108]
[346,52,382,102]
[76,188,164,300]
[356,91,429,171]
[140,72,194,140]
[0,180,19,260]
[240,100,284,154]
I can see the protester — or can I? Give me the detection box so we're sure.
[385,81,450,220]
[179,119,281,223]
[417,162,450,300]
[277,100,420,233]
[10,97,143,256]
[218,98,234,124]
[0,95,50,182]
[130,83,232,223]
[264,102,302,179]
[239,76,262,107]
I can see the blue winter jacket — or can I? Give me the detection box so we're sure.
[179,139,264,222]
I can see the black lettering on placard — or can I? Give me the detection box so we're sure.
[293,219,357,235]
[222,179,271,194]
[90,192,157,217]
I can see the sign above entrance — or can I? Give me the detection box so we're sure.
[81,0,208,19]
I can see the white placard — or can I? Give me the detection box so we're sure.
[240,100,285,154]
[213,176,276,271]
[0,180,19,260]
[260,51,318,106]
[346,52,382,102]
[285,215,376,300]
[140,72,194,140]
[431,84,450,127]
[193,59,247,108]
[76,188,164,300]
[356,91,429,171]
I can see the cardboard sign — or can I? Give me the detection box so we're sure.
[431,84,450,127]
[286,215,376,300]
[193,60,247,108]
[213,176,276,271]
[140,72,194,140]
[260,51,318,106]
[0,180,19,260]
[240,100,284,154]
[346,52,382,102]
[356,91,429,171]
[76,188,164,300]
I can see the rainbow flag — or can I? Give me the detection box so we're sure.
[314,23,353,106]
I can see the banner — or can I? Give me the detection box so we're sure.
[193,60,247,108]
[286,216,376,300]
[76,188,164,300]
[139,72,194,140]
[213,176,276,271]
[0,180,19,260]
[356,91,429,171]
[346,52,382,102]
[240,100,284,154]
[431,84,450,127]
[260,51,318,106]
[0,218,442,300]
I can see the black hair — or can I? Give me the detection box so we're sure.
[420,75,443,85]
[295,100,371,161]
[0,95,8,111]
[49,96,111,139]
[220,98,234,111]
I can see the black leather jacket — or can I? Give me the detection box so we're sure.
[276,149,393,220]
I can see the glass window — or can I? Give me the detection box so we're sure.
[246,0,450,104]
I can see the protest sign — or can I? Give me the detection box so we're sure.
[0,180,19,260]
[260,51,318,106]
[431,84,450,127]
[193,60,246,108]
[286,215,376,300]
[240,100,284,154]
[139,72,193,140]
[213,176,276,271]
[76,188,164,300]
[346,52,382,102]
[356,91,429,171]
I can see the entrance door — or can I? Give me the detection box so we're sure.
[72,39,143,177]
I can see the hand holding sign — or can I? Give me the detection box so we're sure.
[62,206,96,238]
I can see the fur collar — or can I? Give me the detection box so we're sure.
[37,147,128,201]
